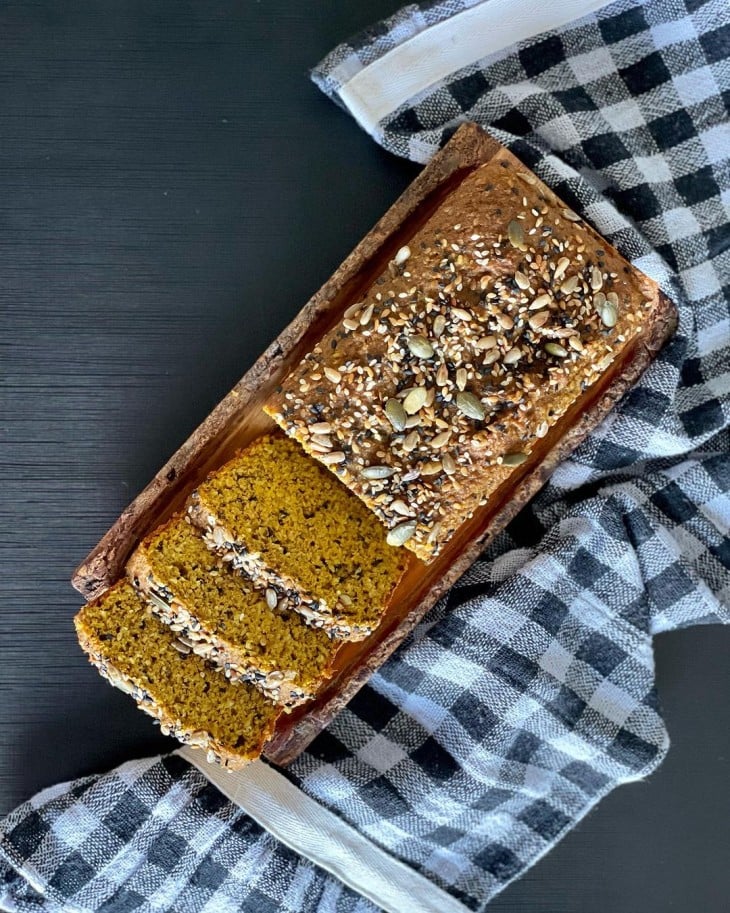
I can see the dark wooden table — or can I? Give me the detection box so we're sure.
[1,3,727,910]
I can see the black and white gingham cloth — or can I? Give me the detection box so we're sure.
[1,1,728,910]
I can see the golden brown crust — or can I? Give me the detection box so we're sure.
[265,152,670,562]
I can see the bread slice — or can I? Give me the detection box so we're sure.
[74,580,281,768]
[264,154,670,562]
[187,435,408,640]
[127,514,340,706]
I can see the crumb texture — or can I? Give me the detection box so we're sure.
[264,156,661,560]
[131,515,338,699]
[189,435,407,637]
[74,581,280,764]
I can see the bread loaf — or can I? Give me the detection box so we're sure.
[265,153,667,562]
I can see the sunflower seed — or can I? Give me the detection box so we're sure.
[554,257,570,281]
[475,335,497,350]
[568,335,585,352]
[545,342,568,357]
[508,220,526,250]
[560,275,579,295]
[529,311,549,330]
[386,520,417,547]
[535,421,549,438]
[430,430,451,448]
[456,391,486,420]
[502,452,528,466]
[442,453,457,475]
[530,293,552,310]
[562,208,581,221]
[591,267,603,291]
[407,335,434,359]
[343,317,358,331]
[452,307,472,321]
[405,414,421,428]
[385,398,407,431]
[433,314,446,337]
[482,349,501,366]
[421,461,442,476]
[310,433,333,450]
[497,313,514,330]
[394,245,411,266]
[324,366,341,384]
[403,387,428,414]
[456,367,468,391]
[344,301,363,319]
[403,430,419,452]
[514,270,531,290]
[361,465,395,480]
[310,422,332,434]
[321,451,346,465]
[265,588,278,610]
[600,302,618,327]
[436,363,449,386]
[503,346,522,364]
[172,640,191,654]
[390,499,414,517]
[359,303,374,325]
[596,353,614,372]
[517,171,538,185]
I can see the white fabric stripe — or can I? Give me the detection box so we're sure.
[338,0,616,134]
[177,747,472,913]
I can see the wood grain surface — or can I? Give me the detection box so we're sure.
[0,3,727,911]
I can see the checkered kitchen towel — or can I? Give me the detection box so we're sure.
[1,0,728,910]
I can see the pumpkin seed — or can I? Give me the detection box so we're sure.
[407,334,434,359]
[456,391,486,420]
[385,398,407,431]
[421,461,442,476]
[502,452,528,466]
[403,386,428,414]
[386,520,417,547]
[593,291,606,311]
[361,465,395,480]
[545,342,568,357]
[508,219,526,250]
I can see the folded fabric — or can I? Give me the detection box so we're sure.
[2,0,727,911]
